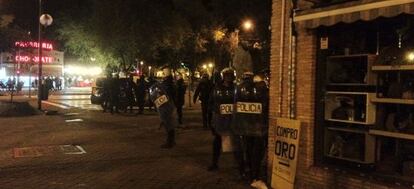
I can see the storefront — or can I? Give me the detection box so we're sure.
[269,0,414,188]
[0,41,64,87]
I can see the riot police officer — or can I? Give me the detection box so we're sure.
[233,72,269,186]
[208,68,236,171]
[149,68,178,149]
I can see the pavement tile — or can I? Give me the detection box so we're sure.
[0,104,256,189]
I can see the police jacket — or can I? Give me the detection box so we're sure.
[149,82,177,131]
[232,78,269,136]
[210,82,235,135]
[162,76,177,105]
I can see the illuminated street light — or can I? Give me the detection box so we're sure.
[214,29,226,41]
[148,66,152,75]
[139,61,144,76]
[407,52,414,62]
[37,0,53,110]
[202,64,207,69]
[208,63,214,68]
[242,20,254,31]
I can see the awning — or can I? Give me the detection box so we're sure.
[294,0,414,28]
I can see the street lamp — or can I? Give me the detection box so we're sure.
[148,66,152,76]
[140,61,144,76]
[37,0,53,110]
[202,64,207,70]
[208,63,214,68]
[242,20,254,31]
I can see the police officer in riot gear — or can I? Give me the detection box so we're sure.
[149,67,178,149]
[233,72,269,187]
[208,68,236,171]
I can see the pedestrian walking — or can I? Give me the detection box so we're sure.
[7,78,13,91]
[193,73,213,129]
[176,74,186,124]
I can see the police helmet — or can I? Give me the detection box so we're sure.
[241,71,254,79]
[221,68,236,81]
[162,67,172,77]
[253,75,264,83]
[201,73,209,79]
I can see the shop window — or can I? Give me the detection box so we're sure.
[315,15,414,184]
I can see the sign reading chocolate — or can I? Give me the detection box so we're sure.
[154,95,168,108]
[15,41,54,50]
[15,55,53,63]
[236,102,262,114]
[219,104,233,115]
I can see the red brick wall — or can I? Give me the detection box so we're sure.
[268,1,407,188]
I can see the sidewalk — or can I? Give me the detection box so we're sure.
[0,102,253,188]
[0,87,91,97]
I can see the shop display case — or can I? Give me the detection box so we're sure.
[369,61,414,177]
[327,54,377,85]
[371,65,414,104]
[323,54,378,166]
[325,92,376,124]
[324,127,375,164]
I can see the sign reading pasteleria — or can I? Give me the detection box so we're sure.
[272,118,301,189]
[154,95,168,108]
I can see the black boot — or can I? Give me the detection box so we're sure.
[161,130,176,149]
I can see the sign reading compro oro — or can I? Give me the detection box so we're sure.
[272,118,301,189]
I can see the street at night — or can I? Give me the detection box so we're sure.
[2,0,414,188]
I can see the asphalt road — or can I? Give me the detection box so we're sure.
[48,94,102,111]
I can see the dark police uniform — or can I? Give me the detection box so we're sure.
[208,71,236,171]
[233,73,269,182]
[149,82,178,148]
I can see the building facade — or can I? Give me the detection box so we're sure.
[268,0,414,188]
[0,41,64,87]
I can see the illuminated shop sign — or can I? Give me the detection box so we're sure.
[15,55,53,63]
[14,41,53,50]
